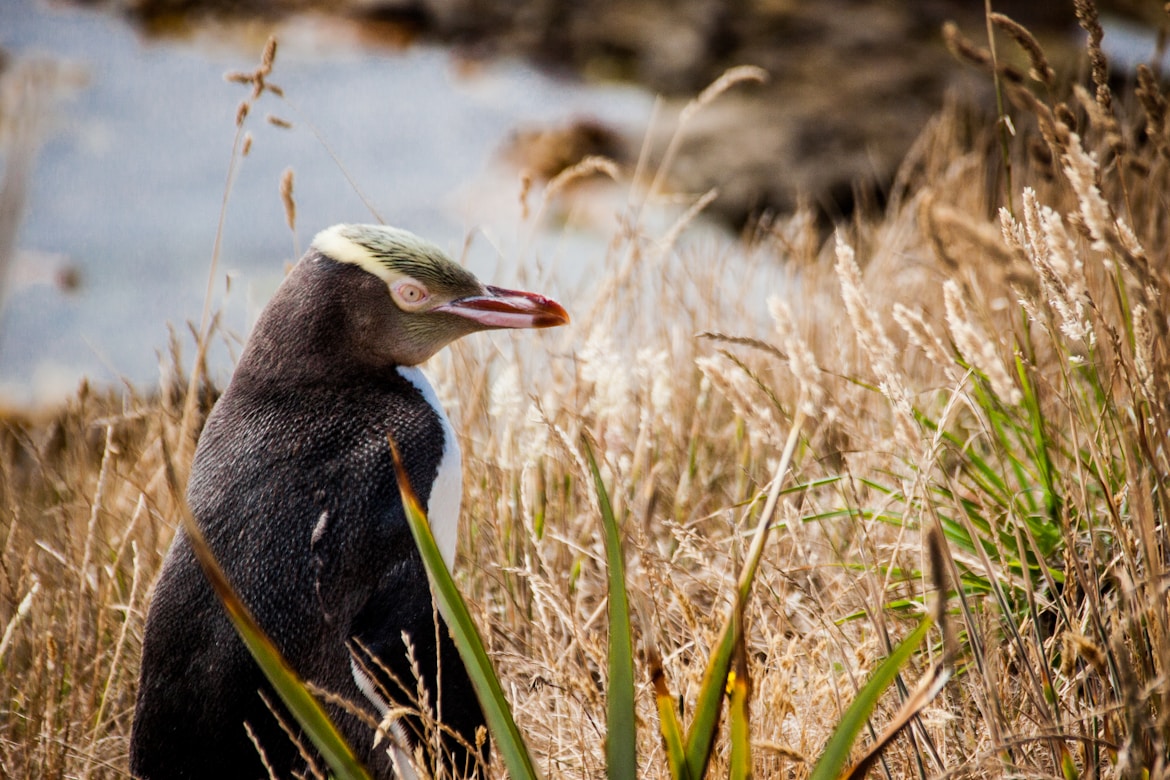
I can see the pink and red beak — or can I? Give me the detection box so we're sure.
[435,285,570,330]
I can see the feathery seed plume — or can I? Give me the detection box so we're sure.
[834,236,916,446]
[767,296,822,417]
[1132,303,1154,399]
[943,280,1022,404]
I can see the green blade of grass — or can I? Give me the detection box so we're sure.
[1058,742,1080,780]
[1013,351,1062,530]
[649,648,691,780]
[807,616,933,780]
[914,412,1013,510]
[389,437,540,780]
[839,660,951,780]
[583,437,638,779]
[727,622,752,780]
[685,408,806,778]
[685,616,738,778]
[162,447,372,780]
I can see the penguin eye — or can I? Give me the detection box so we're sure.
[392,280,430,310]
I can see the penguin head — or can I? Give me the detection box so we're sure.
[308,223,569,367]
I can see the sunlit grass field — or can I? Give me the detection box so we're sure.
[1,4,1167,777]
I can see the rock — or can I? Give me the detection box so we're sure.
[96,0,1163,224]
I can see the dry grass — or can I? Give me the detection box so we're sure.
[2,5,1168,778]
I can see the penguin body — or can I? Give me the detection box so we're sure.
[130,226,567,778]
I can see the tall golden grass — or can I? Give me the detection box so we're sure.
[1,3,1167,777]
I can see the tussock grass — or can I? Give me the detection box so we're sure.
[2,4,1168,777]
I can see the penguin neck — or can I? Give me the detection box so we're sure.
[395,365,462,571]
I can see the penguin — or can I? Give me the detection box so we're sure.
[130,224,569,779]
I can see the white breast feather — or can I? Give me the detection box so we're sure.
[344,366,459,778]
[395,365,462,571]
[350,659,420,780]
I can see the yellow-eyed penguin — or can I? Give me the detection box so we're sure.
[130,224,568,779]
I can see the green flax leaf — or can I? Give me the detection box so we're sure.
[583,436,638,780]
[390,437,540,780]
[808,617,933,780]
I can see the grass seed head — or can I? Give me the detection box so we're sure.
[943,279,1022,405]
[279,167,296,232]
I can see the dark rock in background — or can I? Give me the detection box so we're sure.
[82,0,1168,226]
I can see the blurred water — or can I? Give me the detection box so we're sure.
[0,0,653,406]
